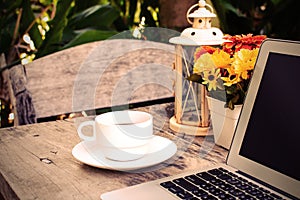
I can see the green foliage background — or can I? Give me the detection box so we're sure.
[0,0,159,66]
[0,0,299,67]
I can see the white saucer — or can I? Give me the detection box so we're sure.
[72,136,177,171]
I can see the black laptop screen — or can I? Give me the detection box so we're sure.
[239,52,300,181]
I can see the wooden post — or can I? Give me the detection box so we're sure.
[174,44,183,123]
[0,54,18,126]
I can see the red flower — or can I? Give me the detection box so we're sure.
[222,34,266,56]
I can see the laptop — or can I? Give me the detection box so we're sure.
[101,38,300,200]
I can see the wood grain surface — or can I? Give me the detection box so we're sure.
[0,103,227,200]
[23,39,175,120]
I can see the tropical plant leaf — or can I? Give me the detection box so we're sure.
[128,0,138,27]
[20,0,43,48]
[36,0,73,58]
[71,0,101,14]
[67,4,119,30]
[62,29,118,49]
[0,13,16,55]
[222,1,241,16]
[0,0,22,17]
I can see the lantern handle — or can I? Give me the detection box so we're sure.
[186,0,215,25]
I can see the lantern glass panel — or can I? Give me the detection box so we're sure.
[174,44,221,129]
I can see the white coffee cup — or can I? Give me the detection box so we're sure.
[77,110,153,161]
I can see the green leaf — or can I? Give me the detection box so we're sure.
[67,4,119,30]
[20,0,43,48]
[71,0,101,14]
[36,0,73,58]
[186,74,204,84]
[62,29,118,49]
[128,0,138,26]
[0,0,22,57]
[227,100,235,110]
[222,2,241,16]
[270,0,284,6]
[0,0,22,17]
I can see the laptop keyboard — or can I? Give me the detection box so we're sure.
[160,167,284,200]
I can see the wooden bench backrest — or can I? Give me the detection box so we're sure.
[8,40,175,125]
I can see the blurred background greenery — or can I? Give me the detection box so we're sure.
[0,0,299,67]
[0,0,299,127]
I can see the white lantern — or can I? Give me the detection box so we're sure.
[169,0,226,135]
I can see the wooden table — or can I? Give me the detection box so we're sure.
[0,102,228,200]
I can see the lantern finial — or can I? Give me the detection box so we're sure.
[186,0,216,27]
[169,0,225,45]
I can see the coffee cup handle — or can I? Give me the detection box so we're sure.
[77,121,96,141]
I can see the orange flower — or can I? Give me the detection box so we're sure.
[194,46,217,61]
[190,34,266,109]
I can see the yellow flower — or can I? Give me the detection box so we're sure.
[202,68,221,91]
[193,53,215,74]
[232,48,259,80]
[221,74,240,86]
[221,63,241,86]
[211,50,231,69]
[190,35,265,109]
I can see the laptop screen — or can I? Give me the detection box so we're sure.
[239,52,300,181]
[227,39,300,198]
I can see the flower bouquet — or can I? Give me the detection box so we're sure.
[188,34,266,109]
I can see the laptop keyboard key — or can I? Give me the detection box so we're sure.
[160,168,284,200]
[247,188,263,196]
[201,183,215,191]
[173,178,198,192]
[200,194,218,200]
[168,185,184,194]
[219,183,234,191]
[208,168,224,176]
[218,193,236,200]
[160,181,176,189]
[176,190,193,199]
[210,179,225,187]
[227,178,242,186]
[192,188,207,197]
[256,194,275,200]
[208,187,225,197]
[228,172,239,178]
[186,197,200,200]
[235,183,251,191]
[218,168,229,173]
[209,178,223,186]
[239,194,256,200]
[228,188,246,197]
[185,175,208,188]
[185,175,204,184]
[196,172,215,181]
[217,173,232,181]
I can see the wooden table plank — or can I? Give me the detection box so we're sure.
[24,40,175,119]
[0,103,227,199]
